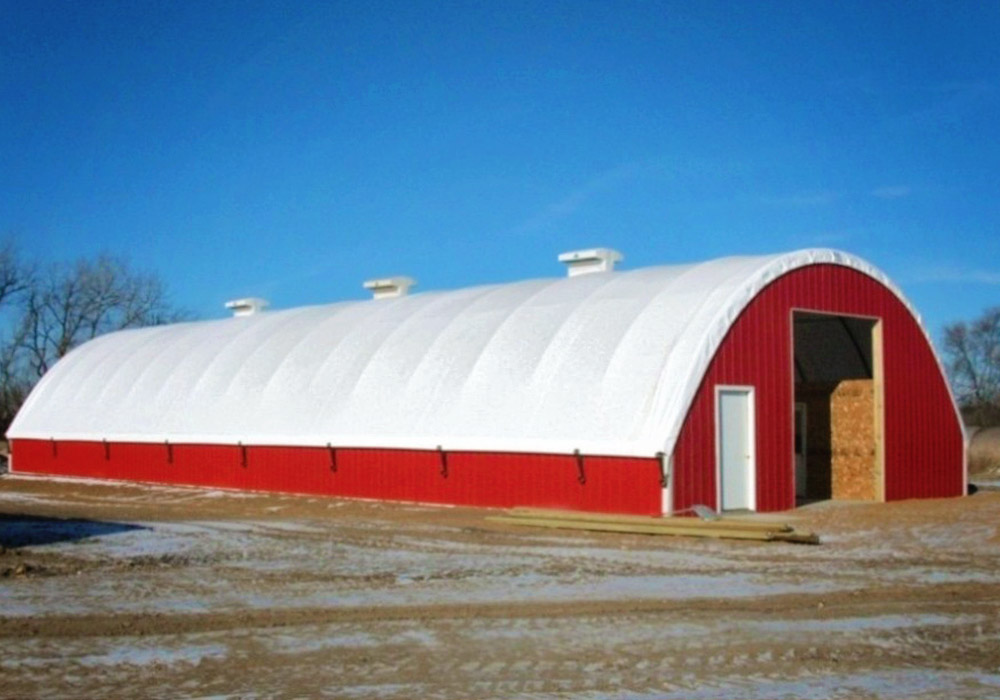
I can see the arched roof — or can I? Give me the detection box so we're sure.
[7,249,943,458]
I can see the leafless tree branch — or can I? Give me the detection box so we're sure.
[944,306,1000,426]
[0,242,189,431]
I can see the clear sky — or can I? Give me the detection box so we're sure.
[2,1,998,340]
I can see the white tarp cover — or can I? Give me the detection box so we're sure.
[7,249,939,458]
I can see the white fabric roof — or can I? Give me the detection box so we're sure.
[7,249,940,458]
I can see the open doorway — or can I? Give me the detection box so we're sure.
[793,311,883,504]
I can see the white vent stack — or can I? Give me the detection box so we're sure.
[558,248,623,277]
[224,297,270,317]
[363,276,416,300]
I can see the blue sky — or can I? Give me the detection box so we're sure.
[2,1,998,339]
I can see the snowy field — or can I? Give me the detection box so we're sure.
[1,474,999,698]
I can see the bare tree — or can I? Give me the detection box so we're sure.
[944,306,1000,426]
[0,247,187,432]
[0,240,30,308]
[15,254,185,378]
[0,241,32,434]
[0,329,33,436]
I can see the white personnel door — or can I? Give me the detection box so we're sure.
[718,388,755,511]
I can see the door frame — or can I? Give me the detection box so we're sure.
[789,308,886,503]
[714,385,757,512]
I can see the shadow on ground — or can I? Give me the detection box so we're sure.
[0,513,147,548]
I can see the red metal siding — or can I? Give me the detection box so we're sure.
[672,264,964,513]
[10,439,663,516]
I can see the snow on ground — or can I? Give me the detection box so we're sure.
[3,480,1000,620]
[2,475,1000,699]
[0,515,847,617]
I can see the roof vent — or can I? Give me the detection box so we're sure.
[363,276,416,300]
[224,297,269,317]
[557,248,623,277]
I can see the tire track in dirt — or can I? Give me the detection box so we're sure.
[2,581,996,639]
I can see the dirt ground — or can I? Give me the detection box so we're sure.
[1,473,999,699]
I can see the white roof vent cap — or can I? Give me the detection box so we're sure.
[225,297,269,317]
[363,276,416,300]
[557,248,623,277]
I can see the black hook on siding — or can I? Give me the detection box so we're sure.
[438,445,448,478]
[239,442,248,468]
[165,440,173,464]
[657,451,669,488]
[327,443,338,473]
[51,438,58,458]
[575,448,586,485]
[103,439,110,461]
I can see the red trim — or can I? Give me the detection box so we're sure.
[9,439,663,515]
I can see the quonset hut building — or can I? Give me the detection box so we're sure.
[6,248,965,515]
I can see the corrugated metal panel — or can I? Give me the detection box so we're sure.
[9,440,662,515]
[673,265,964,513]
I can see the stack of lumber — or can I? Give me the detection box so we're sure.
[488,508,819,544]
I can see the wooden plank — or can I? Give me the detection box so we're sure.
[873,319,886,502]
[487,516,777,540]
[489,511,821,544]
[506,507,793,533]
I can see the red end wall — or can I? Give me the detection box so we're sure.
[9,440,663,515]
[672,265,964,513]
